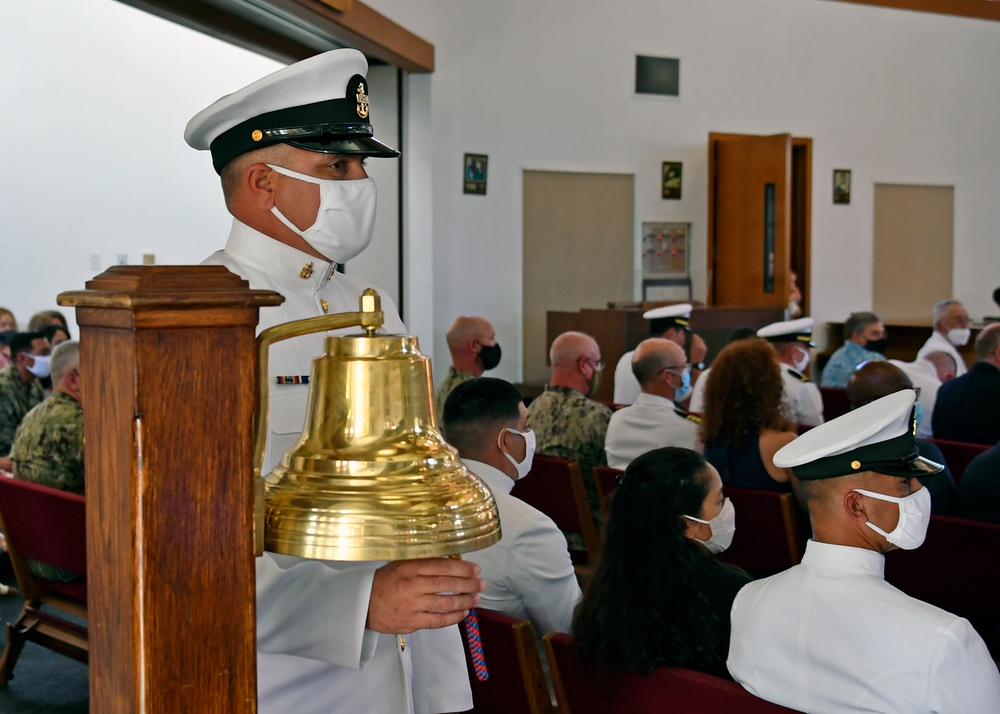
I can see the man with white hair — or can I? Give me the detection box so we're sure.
[187,48,480,713]
[917,299,970,377]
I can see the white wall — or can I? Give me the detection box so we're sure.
[402,0,1000,378]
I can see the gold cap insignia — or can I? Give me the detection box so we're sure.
[356,82,369,119]
[251,129,263,142]
[851,460,862,470]
[299,262,314,279]
[321,299,330,314]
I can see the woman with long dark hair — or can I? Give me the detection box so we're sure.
[698,339,797,491]
[573,447,750,678]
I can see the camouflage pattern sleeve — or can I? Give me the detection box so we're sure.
[434,367,476,427]
[0,366,45,455]
[10,393,85,495]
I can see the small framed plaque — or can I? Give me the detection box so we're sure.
[662,161,683,200]
[833,169,851,205]
[463,153,488,195]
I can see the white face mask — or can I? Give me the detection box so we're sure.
[853,486,931,550]
[792,346,811,373]
[946,327,971,347]
[683,497,736,554]
[498,427,536,480]
[267,164,377,264]
[25,353,51,379]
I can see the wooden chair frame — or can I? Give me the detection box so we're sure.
[0,478,88,685]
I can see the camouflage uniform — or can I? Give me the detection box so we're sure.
[526,385,612,543]
[0,364,45,456]
[10,391,84,582]
[434,366,475,427]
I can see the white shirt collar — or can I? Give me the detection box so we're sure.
[462,458,515,494]
[801,539,885,579]
[635,391,677,409]
[224,218,338,292]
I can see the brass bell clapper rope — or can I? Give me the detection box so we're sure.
[253,289,499,675]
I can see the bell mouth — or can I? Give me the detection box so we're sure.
[263,332,501,561]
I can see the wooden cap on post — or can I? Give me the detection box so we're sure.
[59,266,283,713]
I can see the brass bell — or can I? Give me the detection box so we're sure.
[253,289,501,561]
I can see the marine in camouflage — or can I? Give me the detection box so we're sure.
[434,366,476,428]
[0,364,45,456]
[526,385,611,538]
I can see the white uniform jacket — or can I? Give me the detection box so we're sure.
[728,539,1000,714]
[688,366,710,415]
[604,392,699,470]
[612,350,641,405]
[461,459,580,636]
[779,363,824,427]
[890,359,942,439]
[204,219,471,714]
[917,331,968,377]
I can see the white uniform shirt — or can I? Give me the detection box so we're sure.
[890,359,942,439]
[779,363,824,427]
[688,365,710,414]
[612,350,641,405]
[728,539,1000,714]
[917,331,968,377]
[461,459,580,635]
[204,218,471,714]
[604,392,699,470]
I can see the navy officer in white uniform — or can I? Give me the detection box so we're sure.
[728,390,1000,713]
[613,303,702,405]
[186,49,481,714]
[757,317,824,427]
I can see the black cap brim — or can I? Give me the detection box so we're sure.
[288,135,399,158]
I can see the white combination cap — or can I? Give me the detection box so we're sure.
[757,317,815,346]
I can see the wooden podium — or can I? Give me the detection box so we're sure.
[59,266,283,712]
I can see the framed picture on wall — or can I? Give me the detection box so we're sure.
[833,169,851,205]
[463,153,488,195]
[662,161,683,199]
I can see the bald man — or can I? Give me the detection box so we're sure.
[526,331,611,532]
[434,316,499,425]
[847,361,957,514]
[729,391,1000,712]
[605,339,700,469]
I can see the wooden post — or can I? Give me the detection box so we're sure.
[59,266,283,712]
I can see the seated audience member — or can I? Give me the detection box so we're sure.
[699,340,797,492]
[0,308,16,332]
[787,271,802,319]
[526,331,611,533]
[820,311,887,388]
[846,361,957,515]
[688,326,757,414]
[958,442,1000,524]
[27,309,70,334]
[11,341,84,582]
[0,331,51,473]
[613,304,706,405]
[42,323,72,348]
[0,330,13,371]
[757,318,824,427]
[442,377,580,636]
[931,323,1000,445]
[434,316,500,425]
[605,338,699,469]
[917,299,970,377]
[728,391,1000,712]
[889,351,955,439]
[573,447,750,678]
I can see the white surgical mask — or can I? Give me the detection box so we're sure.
[946,328,971,347]
[853,486,931,550]
[498,427,535,480]
[792,346,811,374]
[267,164,377,264]
[25,353,51,379]
[683,497,736,554]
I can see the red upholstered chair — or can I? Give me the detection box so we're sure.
[0,477,88,685]
[543,631,801,713]
[884,515,1000,658]
[592,466,623,519]
[819,387,851,421]
[459,608,552,714]
[717,486,805,577]
[511,455,600,570]
[924,438,990,485]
